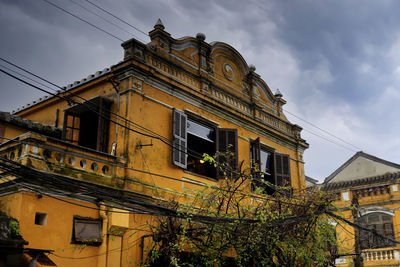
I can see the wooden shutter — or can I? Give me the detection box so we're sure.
[0,123,5,144]
[273,153,291,187]
[250,138,261,171]
[250,138,261,190]
[172,109,187,168]
[216,128,238,178]
[96,98,111,153]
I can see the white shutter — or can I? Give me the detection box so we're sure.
[172,109,187,168]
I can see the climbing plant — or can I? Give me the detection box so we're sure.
[144,153,337,266]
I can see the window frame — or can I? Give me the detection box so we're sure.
[250,138,291,193]
[172,109,238,179]
[62,97,111,153]
[71,216,103,246]
[359,212,395,250]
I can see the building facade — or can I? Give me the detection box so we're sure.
[0,20,308,266]
[323,152,400,267]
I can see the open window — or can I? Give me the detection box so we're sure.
[359,212,395,249]
[71,217,102,245]
[172,109,238,179]
[250,138,291,194]
[62,97,111,152]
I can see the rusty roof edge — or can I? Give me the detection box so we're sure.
[321,171,400,191]
[0,111,61,138]
[10,67,112,115]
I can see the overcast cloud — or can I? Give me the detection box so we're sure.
[1,0,400,181]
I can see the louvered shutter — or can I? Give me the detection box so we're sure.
[250,138,261,191]
[273,153,291,187]
[250,138,261,171]
[172,109,187,168]
[216,128,238,178]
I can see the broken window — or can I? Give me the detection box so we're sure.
[172,109,238,179]
[72,217,102,245]
[250,138,291,194]
[62,97,111,152]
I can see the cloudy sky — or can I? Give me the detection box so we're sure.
[1,0,400,182]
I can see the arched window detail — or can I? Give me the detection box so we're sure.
[359,212,395,250]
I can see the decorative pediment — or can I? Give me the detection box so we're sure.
[209,42,280,111]
[120,20,290,121]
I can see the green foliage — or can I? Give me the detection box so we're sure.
[143,152,338,267]
[9,219,21,238]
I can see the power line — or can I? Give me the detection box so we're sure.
[83,0,149,37]
[32,0,360,155]
[0,136,306,207]
[0,57,165,141]
[302,128,358,153]
[283,108,363,151]
[41,0,124,42]
[0,62,291,195]
[326,211,400,245]
[0,156,315,224]
[51,234,143,260]
[69,0,134,37]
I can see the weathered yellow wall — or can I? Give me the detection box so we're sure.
[333,184,400,266]
[2,29,308,266]
[1,122,26,143]
[0,191,102,267]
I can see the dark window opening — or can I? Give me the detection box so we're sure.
[250,138,291,194]
[71,217,102,245]
[359,212,395,250]
[62,97,111,152]
[187,119,216,178]
[172,109,238,179]
[34,212,47,226]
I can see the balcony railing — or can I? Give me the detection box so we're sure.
[0,132,123,188]
[362,248,399,262]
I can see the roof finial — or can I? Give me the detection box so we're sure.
[275,88,283,98]
[154,18,165,30]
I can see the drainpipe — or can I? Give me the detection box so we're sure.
[114,86,120,155]
[98,205,109,267]
[108,78,120,156]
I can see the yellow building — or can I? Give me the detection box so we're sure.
[323,151,400,267]
[0,20,308,266]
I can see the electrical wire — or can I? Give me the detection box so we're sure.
[65,2,362,153]
[68,0,136,37]
[283,108,363,151]
[41,0,124,42]
[0,65,293,199]
[0,136,308,207]
[0,156,267,224]
[326,211,400,244]
[38,0,362,154]
[83,0,149,37]
[51,234,143,260]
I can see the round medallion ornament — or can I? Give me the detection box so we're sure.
[222,63,235,81]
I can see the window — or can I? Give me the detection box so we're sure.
[34,212,47,226]
[250,138,291,194]
[359,212,395,250]
[172,109,237,179]
[62,97,111,152]
[72,217,102,245]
